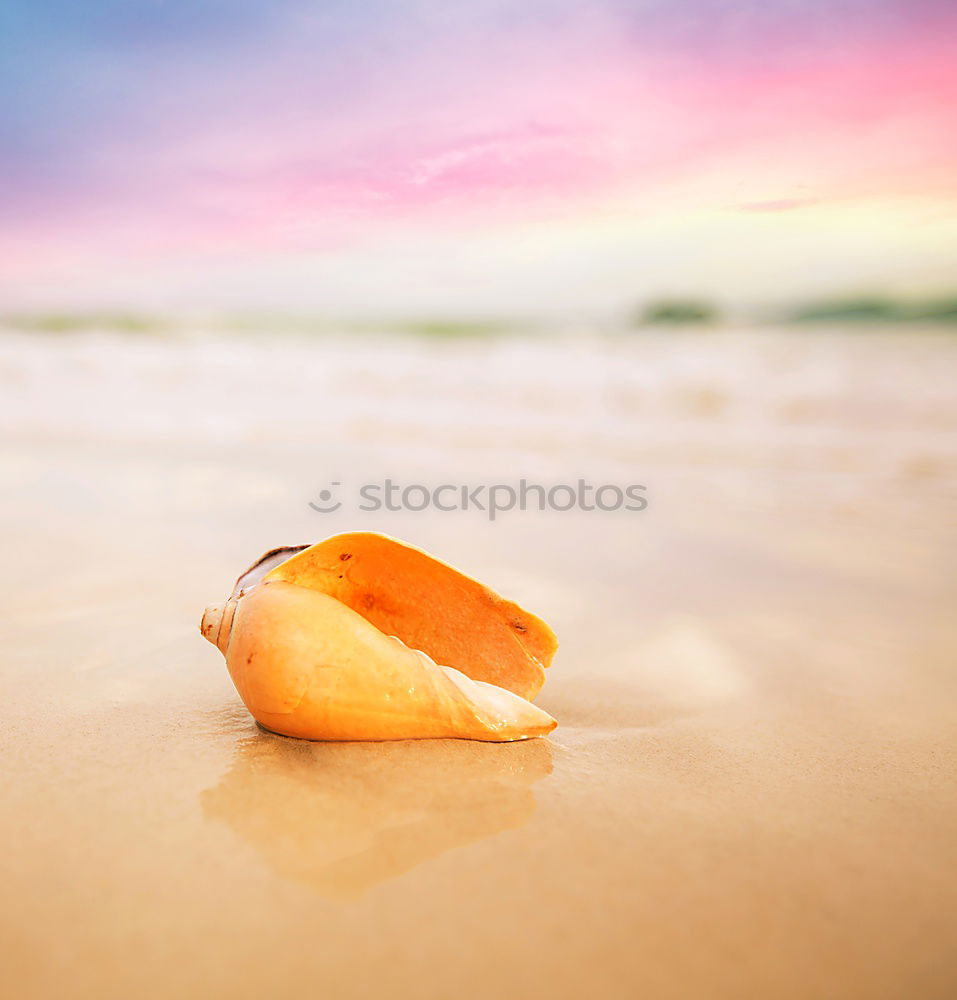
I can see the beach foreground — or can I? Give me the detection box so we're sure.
[1,326,955,999]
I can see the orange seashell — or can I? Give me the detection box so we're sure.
[200,534,558,742]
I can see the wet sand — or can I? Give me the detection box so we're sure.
[1,327,955,999]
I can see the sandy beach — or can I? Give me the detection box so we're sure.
[1,325,956,999]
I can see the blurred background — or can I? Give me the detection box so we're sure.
[2,3,956,999]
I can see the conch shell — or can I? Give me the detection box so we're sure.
[200,533,558,742]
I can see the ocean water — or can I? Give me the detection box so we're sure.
[2,324,954,471]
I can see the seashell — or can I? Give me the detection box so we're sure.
[200,532,558,742]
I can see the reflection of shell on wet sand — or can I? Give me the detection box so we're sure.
[201,731,553,899]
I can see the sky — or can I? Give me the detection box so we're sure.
[1,0,956,319]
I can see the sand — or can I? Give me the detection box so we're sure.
[1,326,955,999]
